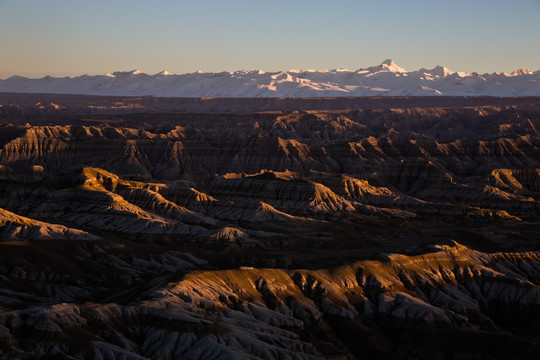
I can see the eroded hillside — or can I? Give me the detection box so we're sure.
[0,104,539,359]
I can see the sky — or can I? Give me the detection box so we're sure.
[0,0,539,78]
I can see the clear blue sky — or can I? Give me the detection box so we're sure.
[1,0,539,78]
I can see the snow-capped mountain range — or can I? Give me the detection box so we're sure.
[1,60,539,97]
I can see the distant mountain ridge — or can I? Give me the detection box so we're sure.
[1,60,539,97]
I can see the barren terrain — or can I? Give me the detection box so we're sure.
[0,95,539,359]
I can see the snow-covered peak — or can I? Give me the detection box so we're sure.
[111,70,143,77]
[360,59,407,74]
[233,69,266,76]
[428,65,455,77]
[510,68,532,76]
[1,61,539,97]
[380,59,407,73]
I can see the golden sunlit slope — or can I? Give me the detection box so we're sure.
[0,207,98,241]
[0,242,537,359]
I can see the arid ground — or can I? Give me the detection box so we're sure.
[0,94,539,359]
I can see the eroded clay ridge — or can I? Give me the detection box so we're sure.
[0,242,538,359]
[0,104,539,358]
[0,106,539,243]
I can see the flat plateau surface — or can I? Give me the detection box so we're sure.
[2,93,540,114]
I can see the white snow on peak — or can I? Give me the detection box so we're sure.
[429,65,455,77]
[110,70,143,77]
[381,59,407,73]
[0,61,539,97]
[510,68,532,76]
[359,59,407,74]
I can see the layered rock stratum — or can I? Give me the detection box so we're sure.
[0,96,539,359]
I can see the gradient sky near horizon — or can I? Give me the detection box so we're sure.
[1,0,539,79]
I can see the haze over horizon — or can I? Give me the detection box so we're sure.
[1,0,539,79]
